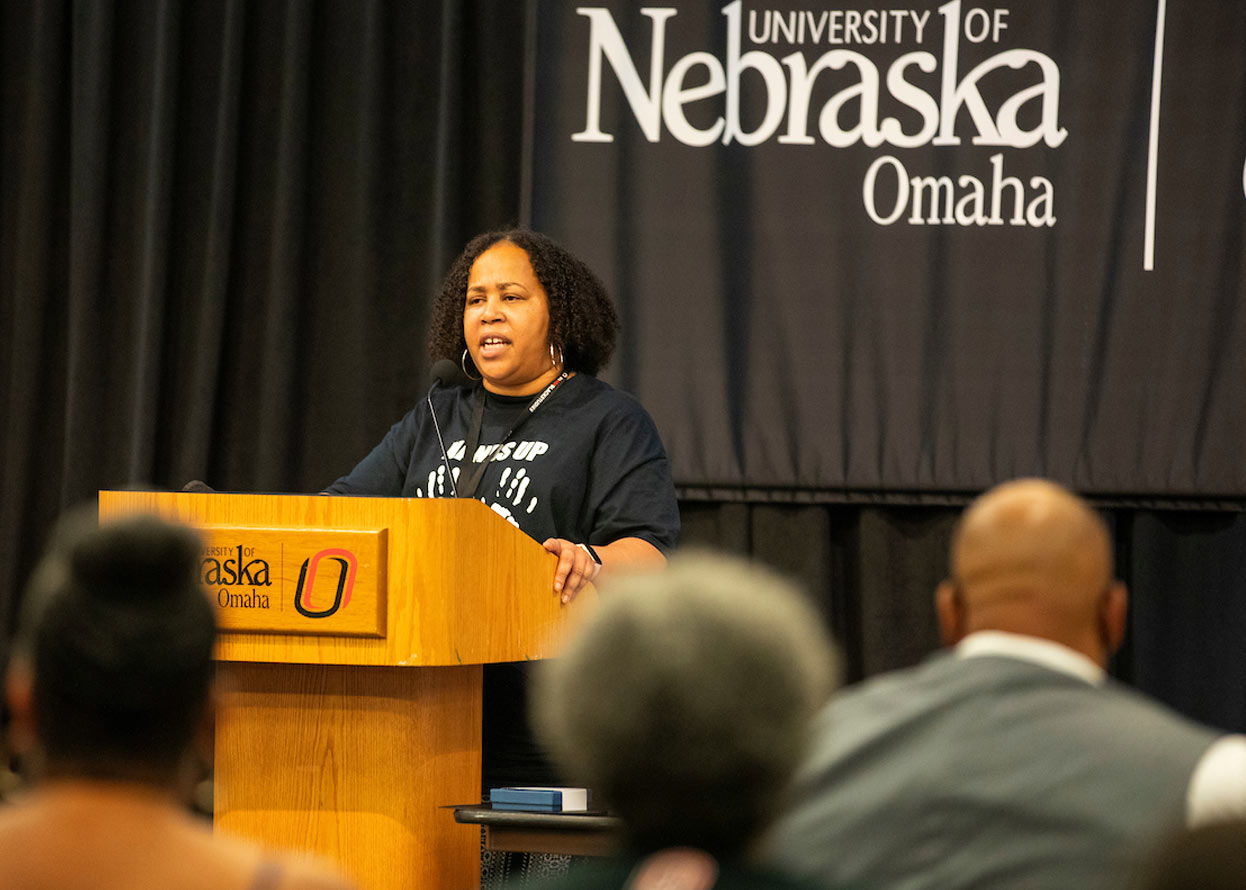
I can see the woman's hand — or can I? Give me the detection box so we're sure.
[541,536,668,604]
[542,538,600,604]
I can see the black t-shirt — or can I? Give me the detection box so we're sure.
[326,373,680,787]
[326,373,679,553]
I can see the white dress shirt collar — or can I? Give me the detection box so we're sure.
[954,630,1106,687]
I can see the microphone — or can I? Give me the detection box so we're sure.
[429,358,470,390]
[426,359,469,497]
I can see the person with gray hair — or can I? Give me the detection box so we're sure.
[521,551,843,890]
[0,511,355,890]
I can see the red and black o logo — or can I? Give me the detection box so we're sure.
[294,549,358,619]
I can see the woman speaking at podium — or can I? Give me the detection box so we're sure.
[324,229,680,793]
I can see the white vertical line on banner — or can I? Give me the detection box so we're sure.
[1144,0,1168,271]
[519,0,539,227]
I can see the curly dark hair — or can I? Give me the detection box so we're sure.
[427,229,620,376]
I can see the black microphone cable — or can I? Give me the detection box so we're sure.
[426,358,470,497]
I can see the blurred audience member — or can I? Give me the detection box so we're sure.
[523,552,842,890]
[768,478,1246,890]
[0,511,355,890]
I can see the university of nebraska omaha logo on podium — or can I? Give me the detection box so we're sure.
[201,528,386,637]
[294,548,358,619]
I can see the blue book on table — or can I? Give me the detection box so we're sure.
[489,786,590,813]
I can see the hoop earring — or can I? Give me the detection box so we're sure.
[549,342,565,370]
[461,349,481,381]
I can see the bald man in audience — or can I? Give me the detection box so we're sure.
[766,478,1246,890]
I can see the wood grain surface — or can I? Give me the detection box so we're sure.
[97,491,596,889]
[98,491,596,667]
[215,662,482,890]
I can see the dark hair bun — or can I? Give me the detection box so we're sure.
[69,516,201,604]
[23,511,216,773]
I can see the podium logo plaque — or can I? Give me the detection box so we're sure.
[200,527,387,637]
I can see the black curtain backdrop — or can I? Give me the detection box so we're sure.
[1,0,526,639]
[2,0,1244,738]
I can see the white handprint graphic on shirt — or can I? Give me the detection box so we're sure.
[486,466,539,526]
[415,464,459,497]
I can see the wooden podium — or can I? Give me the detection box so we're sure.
[98,491,592,890]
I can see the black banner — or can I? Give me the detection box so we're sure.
[527,0,1246,500]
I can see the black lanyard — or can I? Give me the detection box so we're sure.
[458,372,570,499]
